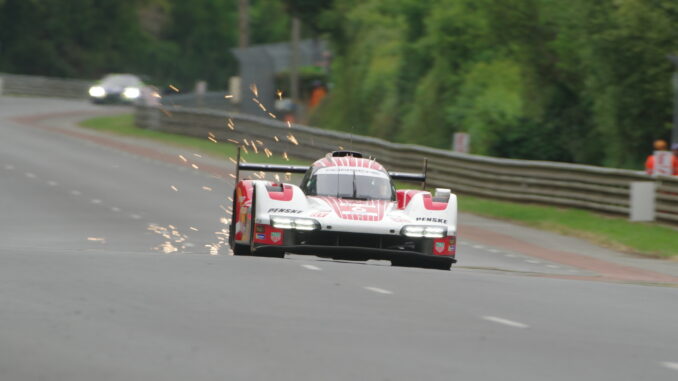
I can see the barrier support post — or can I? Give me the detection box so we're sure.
[629,182,656,222]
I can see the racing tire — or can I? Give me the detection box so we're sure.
[231,243,251,256]
[423,258,453,271]
[391,257,452,271]
[253,248,285,258]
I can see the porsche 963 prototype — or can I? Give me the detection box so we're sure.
[228,151,457,270]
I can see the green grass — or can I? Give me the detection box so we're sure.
[80,114,678,259]
[459,195,678,259]
[79,114,310,166]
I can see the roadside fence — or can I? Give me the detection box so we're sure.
[0,73,90,99]
[135,105,678,225]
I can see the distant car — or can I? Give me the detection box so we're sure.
[88,74,144,104]
[229,150,458,270]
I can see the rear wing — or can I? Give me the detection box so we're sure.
[234,148,428,189]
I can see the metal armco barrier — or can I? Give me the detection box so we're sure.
[0,73,90,99]
[135,105,678,225]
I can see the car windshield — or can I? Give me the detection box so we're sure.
[101,74,141,87]
[304,168,394,200]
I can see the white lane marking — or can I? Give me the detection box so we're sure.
[661,362,678,371]
[90,199,102,204]
[4,164,14,170]
[472,245,485,249]
[111,207,121,212]
[488,248,500,253]
[482,316,529,329]
[130,214,142,220]
[301,264,322,271]
[364,286,393,295]
[25,172,36,179]
[70,190,82,196]
[47,181,58,186]
[526,259,541,264]
[505,253,517,258]
[546,264,560,269]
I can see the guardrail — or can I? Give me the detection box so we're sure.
[0,72,90,99]
[161,92,239,112]
[136,105,678,225]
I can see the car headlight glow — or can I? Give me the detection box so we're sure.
[123,87,141,99]
[401,225,447,238]
[89,86,106,98]
[271,216,319,231]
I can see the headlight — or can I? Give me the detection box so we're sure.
[271,216,319,231]
[89,86,106,98]
[401,225,447,238]
[123,87,141,99]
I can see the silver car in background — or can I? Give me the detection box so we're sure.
[88,74,143,104]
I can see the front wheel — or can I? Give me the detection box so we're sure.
[253,248,285,258]
[392,257,452,271]
[231,243,251,256]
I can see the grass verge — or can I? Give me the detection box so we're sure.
[459,195,678,259]
[80,113,678,259]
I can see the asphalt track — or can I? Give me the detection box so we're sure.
[1,96,678,381]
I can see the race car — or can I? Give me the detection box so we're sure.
[228,150,457,270]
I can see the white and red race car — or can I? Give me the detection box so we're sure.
[228,151,457,270]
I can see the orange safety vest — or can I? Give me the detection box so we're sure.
[645,154,678,175]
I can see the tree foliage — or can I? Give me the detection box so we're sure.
[0,0,291,89]
[313,0,678,168]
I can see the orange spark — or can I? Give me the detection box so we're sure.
[169,84,180,92]
[287,134,299,145]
